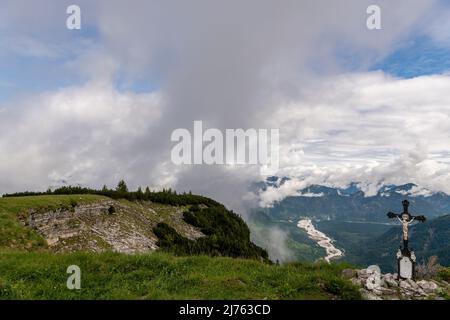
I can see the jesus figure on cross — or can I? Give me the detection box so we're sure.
[387,200,426,253]
[398,213,415,241]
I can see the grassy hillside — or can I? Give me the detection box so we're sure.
[0,190,365,300]
[0,194,106,251]
[0,191,268,261]
[0,250,360,300]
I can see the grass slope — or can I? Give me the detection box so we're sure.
[0,195,106,250]
[0,251,360,300]
[1,193,268,260]
[0,194,360,300]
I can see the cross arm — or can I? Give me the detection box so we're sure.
[387,211,400,219]
[413,215,426,222]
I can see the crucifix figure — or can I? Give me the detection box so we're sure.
[399,214,414,241]
[387,200,426,280]
[387,200,426,252]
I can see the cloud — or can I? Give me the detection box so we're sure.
[1,0,449,214]
[257,73,450,206]
[0,82,163,193]
[66,0,440,135]
[251,227,294,263]
[0,35,61,59]
[422,1,450,47]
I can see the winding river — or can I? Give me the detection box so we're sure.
[297,219,343,263]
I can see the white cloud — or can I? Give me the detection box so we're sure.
[423,3,450,47]
[0,35,62,59]
[1,0,450,215]
[256,73,450,206]
[0,82,163,193]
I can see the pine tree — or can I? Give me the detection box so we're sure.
[116,180,128,193]
[137,187,143,200]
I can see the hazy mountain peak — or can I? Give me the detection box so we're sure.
[260,177,444,199]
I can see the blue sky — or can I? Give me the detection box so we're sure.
[2,23,450,105]
[0,23,100,102]
[0,24,166,103]
[373,36,450,78]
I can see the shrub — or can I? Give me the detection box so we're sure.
[69,198,78,208]
[438,267,450,282]
[417,256,442,280]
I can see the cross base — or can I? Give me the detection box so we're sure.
[397,245,416,280]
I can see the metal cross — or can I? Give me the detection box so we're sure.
[387,200,426,253]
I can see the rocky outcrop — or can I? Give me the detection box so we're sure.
[343,266,448,300]
[20,199,203,254]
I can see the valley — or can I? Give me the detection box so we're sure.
[250,180,450,272]
[297,218,343,262]
[1,183,450,300]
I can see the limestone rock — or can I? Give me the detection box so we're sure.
[399,280,412,291]
[348,266,445,300]
[383,274,398,288]
[366,273,381,291]
[416,280,439,294]
[360,288,383,300]
[20,199,204,254]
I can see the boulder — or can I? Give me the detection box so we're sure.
[351,278,363,286]
[406,279,419,290]
[399,280,412,291]
[349,267,445,300]
[367,265,381,274]
[366,273,381,291]
[380,287,397,295]
[372,288,383,296]
[416,280,439,294]
[357,269,369,279]
[383,274,398,288]
[360,288,382,300]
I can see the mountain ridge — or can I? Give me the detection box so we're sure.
[0,186,268,261]
[255,178,450,222]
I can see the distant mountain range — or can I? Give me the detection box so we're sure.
[249,177,450,270]
[256,178,450,223]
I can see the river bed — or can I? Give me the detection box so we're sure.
[297,219,343,262]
